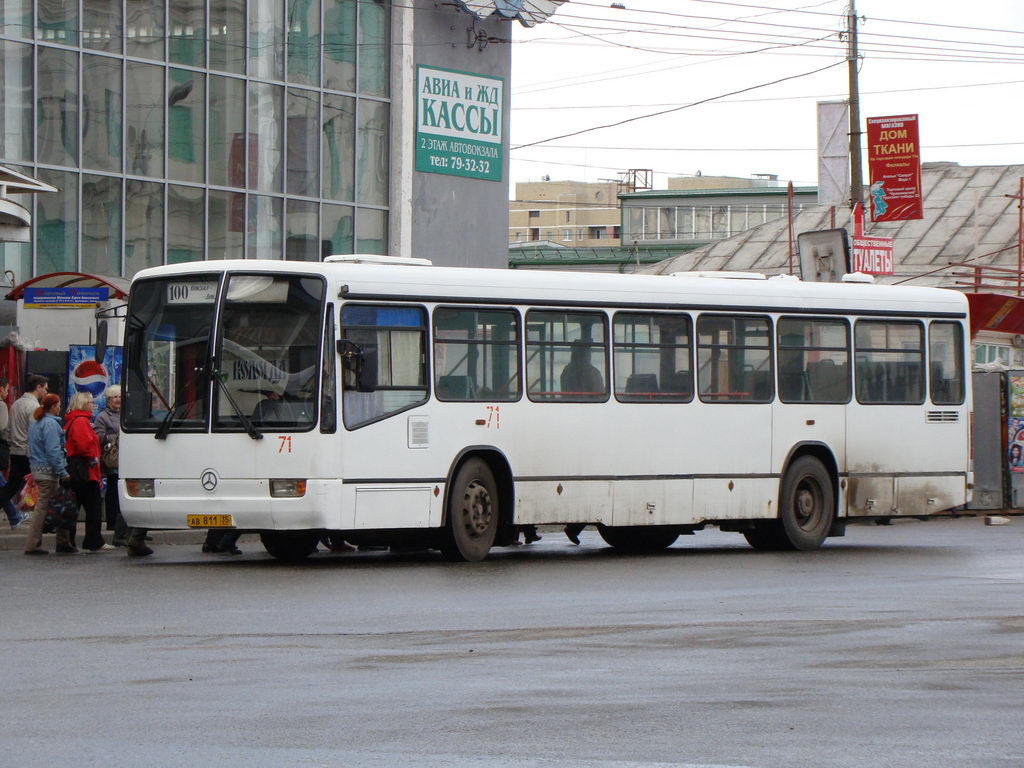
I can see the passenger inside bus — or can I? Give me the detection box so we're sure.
[560,347,604,395]
[251,390,287,422]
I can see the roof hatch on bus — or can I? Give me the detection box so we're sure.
[671,271,767,280]
[324,254,433,266]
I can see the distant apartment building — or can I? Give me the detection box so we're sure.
[620,174,816,245]
[509,179,622,247]
[508,174,805,251]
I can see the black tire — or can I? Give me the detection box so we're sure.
[742,524,791,551]
[596,524,679,553]
[260,531,319,562]
[440,458,499,562]
[778,456,834,551]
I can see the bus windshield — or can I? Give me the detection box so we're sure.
[124,277,219,431]
[215,275,325,431]
[123,273,325,432]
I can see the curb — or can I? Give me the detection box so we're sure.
[0,527,258,551]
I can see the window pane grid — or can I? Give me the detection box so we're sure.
[613,312,692,402]
[929,322,965,405]
[434,308,520,402]
[855,320,925,405]
[7,0,389,275]
[777,318,850,403]
[526,310,608,402]
[697,315,773,403]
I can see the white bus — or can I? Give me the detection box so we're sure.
[118,257,972,561]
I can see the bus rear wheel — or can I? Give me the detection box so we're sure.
[778,456,834,551]
[260,531,319,562]
[440,458,499,562]
[597,524,679,553]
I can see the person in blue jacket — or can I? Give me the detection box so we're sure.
[23,394,73,554]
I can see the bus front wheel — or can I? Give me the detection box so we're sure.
[260,531,319,562]
[597,525,679,553]
[778,456,834,551]
[440,458,499,562]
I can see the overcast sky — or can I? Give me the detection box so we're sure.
[508,0,1024,193]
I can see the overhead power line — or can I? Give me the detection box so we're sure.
[514,141,1024,153]
[511,77,1024,110]
[512,59,845,151]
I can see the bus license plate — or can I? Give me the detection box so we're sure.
[187,514,234,528]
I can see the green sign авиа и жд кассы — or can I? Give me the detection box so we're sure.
[416,65,504,182]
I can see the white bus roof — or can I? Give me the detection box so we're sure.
[133,259,968,317]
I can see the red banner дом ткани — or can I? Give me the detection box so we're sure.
[866,114,923,222]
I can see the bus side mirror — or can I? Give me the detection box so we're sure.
[338,339,377,392]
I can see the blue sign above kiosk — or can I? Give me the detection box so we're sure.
[23,286,110,308]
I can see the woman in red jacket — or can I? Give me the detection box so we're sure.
[65,392,111,552]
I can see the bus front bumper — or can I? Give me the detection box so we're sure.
[119,478,345,531]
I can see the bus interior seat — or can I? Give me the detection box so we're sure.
[930,362,955,401]
[778,371,806,401]
[661,371,692,396]
[806,359,848,401]
[437,375,476,400]
[748,371,771,400]
[625,373,659,394]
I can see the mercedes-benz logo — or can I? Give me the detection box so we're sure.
[200,469,219,492]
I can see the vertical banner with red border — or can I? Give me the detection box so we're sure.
[866,114,923,222]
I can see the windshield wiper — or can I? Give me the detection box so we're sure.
[211,367,263,441]
[154,402,185,440]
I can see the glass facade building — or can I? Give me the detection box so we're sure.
[0,0,391,283]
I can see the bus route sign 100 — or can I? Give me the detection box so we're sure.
[416,65,504,182]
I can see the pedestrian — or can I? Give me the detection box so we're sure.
[0,374,49,526]
[0,376,27,528]
[22,394,74,555]
[92,384,125,544]
[563,523,586,545]
[320,533,356,553]
[509,525,542,545]
[202,529,242,555]
[64,391,113,552]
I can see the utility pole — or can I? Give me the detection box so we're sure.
[847,0,863,210]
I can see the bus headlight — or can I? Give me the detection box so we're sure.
[270,479,307,498]
[126,479,155,497]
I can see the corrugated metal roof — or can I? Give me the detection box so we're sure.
[642,162,1024,290]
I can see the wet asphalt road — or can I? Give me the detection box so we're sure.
[3,517,1023,768]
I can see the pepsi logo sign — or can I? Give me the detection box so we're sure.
[72,359,109,399]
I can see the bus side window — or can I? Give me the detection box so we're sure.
[340,305,427,429]
[929,321,965,405]
[612,311,692,403]
[854,319,924,405]
[432,307,520,402]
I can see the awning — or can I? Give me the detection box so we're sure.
[5,271,130,301]
[0,165,59,194]
[451,0,567,27]
[965,293,1024,338]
